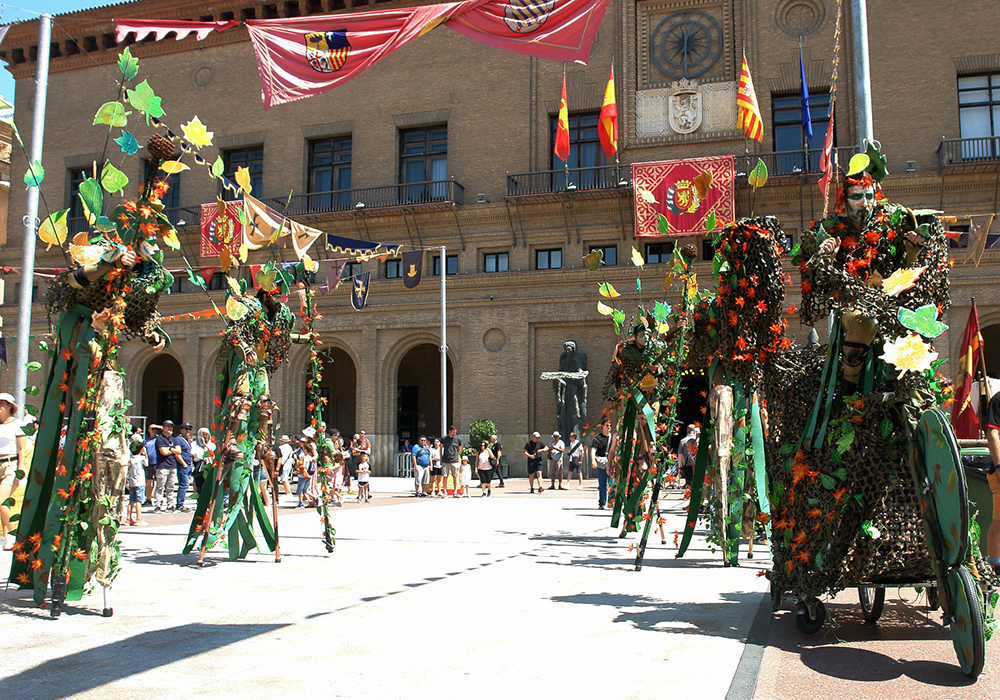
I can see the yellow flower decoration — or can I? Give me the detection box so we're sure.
[881,266,926,297]
[181,116,214,149]
[880,332,938,378]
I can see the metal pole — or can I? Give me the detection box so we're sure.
[850,0,873,148]
[440,245,447,438]
[13,14,52,406]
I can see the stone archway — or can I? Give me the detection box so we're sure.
[141,353,185,424]
[315,346,357,438]
[396,343,454,447]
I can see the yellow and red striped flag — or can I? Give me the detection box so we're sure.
[737,53,764,142]
[598,65,617,158]
[952,303,985,438]
[554,72,571,162]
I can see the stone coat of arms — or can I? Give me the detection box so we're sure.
[668,79,703,135]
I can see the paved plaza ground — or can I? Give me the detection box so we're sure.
[1,479,997,699]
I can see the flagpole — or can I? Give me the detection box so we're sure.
[562,63,570,189]
[851,0,874,148]
[13,14,52,407]
[440,245,448,439]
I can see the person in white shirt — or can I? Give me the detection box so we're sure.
[0,392,27,551]
[277,435,295,496]
[546,431,566,491]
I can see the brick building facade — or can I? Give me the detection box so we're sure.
[3,0,1000,473]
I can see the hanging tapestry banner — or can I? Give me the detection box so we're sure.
[632,154,736,238]
[200,201,244,258]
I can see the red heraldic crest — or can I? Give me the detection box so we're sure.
[632,155,735,237]
[200,201,244,257]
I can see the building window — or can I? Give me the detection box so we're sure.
[484,252,509,273]
[167,276,188,294]
[68,167,89,234]
[432,254,458,276]
[550,112,609,190]
[535,248,562,270]
[342,261,362,280]
[223,146,263,199]
[207,272,227,290]
[307,136,352,212]
[702,239,717,261]
[588,244,617,266]
[400,125,447,202]
[385,259,402,279]
[645,242,674,263]
[958,74,1000,160]
[143,159,181,222]
[772,93,833,174]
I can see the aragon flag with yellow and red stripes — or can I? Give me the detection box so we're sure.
[951,302,985,438]
[737,53,764,142]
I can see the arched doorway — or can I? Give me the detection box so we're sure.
[674,371,709,450]
[141,354,184,424]
[397,344,454,448]
[982,324,1000,377]
[313,347,357,438]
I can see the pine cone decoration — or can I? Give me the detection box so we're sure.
[680,243,698,259]
[146,134,174,161]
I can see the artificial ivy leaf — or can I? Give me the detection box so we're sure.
[114,131,139,156]
[93,102,130,127]
[832,467,848,481]
[162,229,181,250]
[597,301,615,316]
[881,266,926,297]
[630,246,645,269]
[835,429,855,454]
[861,520,880,539]
[814,552,824,570]
[636,186,658,204]
[38,210,69,250]
[657,213,669,234]
[78,177,102,223]
[914,223,931,240]
[226,296,249,321]
[612,308,626,330]
[126,79,164,123]
[24,160,44,188]
[235,166,252,194]
[820,473,836,490]
[598,282,620,299]
[636,277,642,292]
[211,155,225,178]
[100,160,129,195]
[186,269,206,289]
[880,418,893,439]
[238,238,249,263]
[748,158,768,190]
[159,160,190,175]
[653,300,670,322]
[94,216,117,233]
[705,210,717,233]
[847,153,870,176]
[219,247,232,273]
[865,141,887,181]
[898,304,948,338]
[181,116,214,149]
[117,47,139,80]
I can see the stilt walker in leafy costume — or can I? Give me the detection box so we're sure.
[7,49,182,615]
[597,244,699,567]
[183,266,297,564]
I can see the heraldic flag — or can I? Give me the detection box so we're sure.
[598,64,617,158]
[951,302,985,438]
[401,250,424,289]
[554,72,571,162]
[737,53,764,142]
[351,271,372,311]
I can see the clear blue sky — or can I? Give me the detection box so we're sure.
[0,1,112,103]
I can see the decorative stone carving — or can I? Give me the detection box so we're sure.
[776,0,826,38]
[668,79,703,134]
[637,80,737,140]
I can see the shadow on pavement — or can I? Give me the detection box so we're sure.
[552,591,761,639]
[5,622,289,700]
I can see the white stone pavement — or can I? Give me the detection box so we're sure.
[0,481,770,700]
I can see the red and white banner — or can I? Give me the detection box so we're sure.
[632,155,736,238]
[200,201,244,258]
[115,19,239,43]
[117,0,610,110]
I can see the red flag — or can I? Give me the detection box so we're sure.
[448,0,611,64]
[598,65,617,158]
[554,73,570,162]
[115,19,239,43]
[632,156,736,237]
[952,303,985,438]
[818,111,835,198]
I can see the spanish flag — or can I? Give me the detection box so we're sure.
[951,303,985,438]
[598,65,617,158]
[737,53,764,142]
[554,72,571,162]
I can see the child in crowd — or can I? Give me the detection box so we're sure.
[460,455,471,498]
[127,436,147,526]
[331,451,345,506]
[356,452,371,503]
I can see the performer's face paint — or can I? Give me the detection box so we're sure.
[845,183,876,230]
[634,329,648,350]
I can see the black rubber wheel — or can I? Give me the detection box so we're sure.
[795,598,826,635]
[770,581,783,612]
[949,565,985,679]
[858,586,885,624]
[926,586,939,611]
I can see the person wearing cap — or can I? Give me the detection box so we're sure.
[459,454,472,497]
[547,431,566,490]
[174,423,194,512]
[524,431,545,494]
[277,434,295,496]
[0,392,26,551]
[153,420,181,512]
[191,427,216,497]
[143,424,162,506]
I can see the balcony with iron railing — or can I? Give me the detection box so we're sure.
[506,164,632,199]
[738,147,856,178]
[66,205,198,236]
[265,179,464,216]
[939,136,1000,169]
